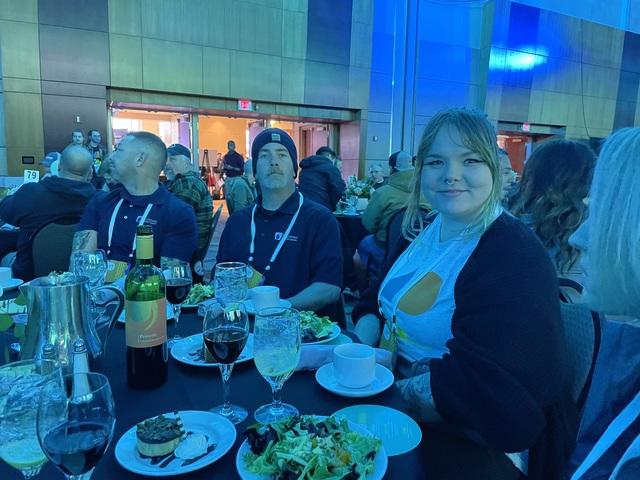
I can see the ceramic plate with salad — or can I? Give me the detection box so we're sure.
[300,311,341,345]
[235,415,387,480]
[182,284,214,308]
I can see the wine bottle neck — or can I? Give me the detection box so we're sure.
[136,235,154,261]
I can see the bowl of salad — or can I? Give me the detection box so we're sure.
[235,415,387,479]
[182,283,214,308]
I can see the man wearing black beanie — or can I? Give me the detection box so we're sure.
[215,128,343,317]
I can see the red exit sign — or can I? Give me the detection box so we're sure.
[238,99,253,111]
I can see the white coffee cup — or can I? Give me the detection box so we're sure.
[250,286,280,312]
[0,267,12,286]
[333,343,376,389]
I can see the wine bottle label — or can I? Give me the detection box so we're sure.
[136,235,154,260]
[125,299,167,347]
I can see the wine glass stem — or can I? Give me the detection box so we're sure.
[270,385,283,413]
[219,363,234,414]
[173,304,181,336]
[66,468,94,480]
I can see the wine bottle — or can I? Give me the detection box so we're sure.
[124,225,168,388]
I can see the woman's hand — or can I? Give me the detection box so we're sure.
[353,314,381,346]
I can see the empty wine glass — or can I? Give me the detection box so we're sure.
[37,372,115,480]
[213,262,248,305]
[162,260,192,348]
[253,307,301,424]
[203,303,249,424]
[0,359,60,479]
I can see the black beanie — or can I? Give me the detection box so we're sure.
[251,128,298,177]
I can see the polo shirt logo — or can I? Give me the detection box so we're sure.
[136,216,157,225]
[271,133,281,142]
[274,232,297,242]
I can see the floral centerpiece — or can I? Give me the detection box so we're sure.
[344,176,372,199]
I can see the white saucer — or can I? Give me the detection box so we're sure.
[0,278,23,291]
[315,363,394,398]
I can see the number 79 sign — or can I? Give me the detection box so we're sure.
[23,170,40,183]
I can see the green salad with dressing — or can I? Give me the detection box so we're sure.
[299,311,336,342]
[244,415,381,479]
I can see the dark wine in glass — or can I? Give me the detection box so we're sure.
[162,261,193,348]
[166,278,192,304]
[204,326,248,364]
[203,304,250,424]
[42,421,111,476]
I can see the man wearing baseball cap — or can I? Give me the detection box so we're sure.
[165,143,213,267]
[215,128,343,316]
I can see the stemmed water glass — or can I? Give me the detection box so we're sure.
[253,307,301,423]
[37,372,115,480]
[0,359,60,479]
[203,303,249,424]
[162,260,192,348]
[213,262,248,305]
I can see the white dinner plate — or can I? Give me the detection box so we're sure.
[117,303,174,323]
[235,417,387,480]
[333,405,422,456]
[0,278,23,291]
[115,410,236,477]
[242,298,291,316]
[303,324,341,345]
[171,333,254,368]
[315,363,394,398]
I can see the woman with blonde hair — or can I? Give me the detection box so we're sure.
[511,139,595,298]
[352,107,576,479]
[569,128,640,479]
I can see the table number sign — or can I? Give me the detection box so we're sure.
[23,170,40,183]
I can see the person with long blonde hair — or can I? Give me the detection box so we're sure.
[569,128,640,479]
[352,108,576,479]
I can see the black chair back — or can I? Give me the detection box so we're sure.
[559,302,601,416]
[30,215,81,278]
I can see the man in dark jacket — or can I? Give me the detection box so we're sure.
[298,147,346,211]
[0,145,96,280]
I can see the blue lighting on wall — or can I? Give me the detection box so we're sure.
[489,46,548,71]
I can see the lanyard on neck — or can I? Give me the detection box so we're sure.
[248,193,304,272]
[107,198,154,258]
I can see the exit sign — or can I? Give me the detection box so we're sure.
[522,122,531,132]
[238,99,253,111]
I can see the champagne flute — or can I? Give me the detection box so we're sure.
[0,359,60,479]
[253,307,301,424]
[162,260,192,347]
[37,372,115,480]
[213,262,248,305]
[203,303,249,424]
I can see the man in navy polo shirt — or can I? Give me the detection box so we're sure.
[72,131,197,276]
[216,128,343,313]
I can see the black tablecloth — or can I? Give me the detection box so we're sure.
[1,307,426,479]
[335,214,369,253]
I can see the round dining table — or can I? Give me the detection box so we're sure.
[0,304,427,479]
